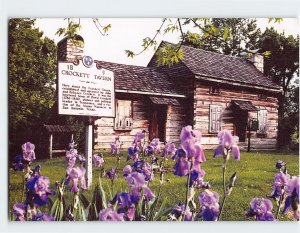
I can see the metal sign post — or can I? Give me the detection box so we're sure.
[58,56,115,189]
[85,117,93,189]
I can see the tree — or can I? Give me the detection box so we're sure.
[182,18,261,56]
[259,28,299,149]
[9,19,57,156]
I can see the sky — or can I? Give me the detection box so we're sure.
[35,18,299,66]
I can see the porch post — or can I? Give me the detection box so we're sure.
[49,133,53,159]
[85,117,93,189]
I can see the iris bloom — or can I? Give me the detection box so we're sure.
[32,213,54,221]
[105,168,118,180]
[93,154,104,168]
[12,155,25,171]
[173,148,205,177]
[13,203,27,221]
[163,141,176,159]
[99,208,124,221]
[126,172,155,203]
[146,138,161,155]
[26,175,55,206]
[269,172,289,201]
[282,176,299,220]
[111,137,121,155]
[246,198,275,221]
[69,167,87,192]
[214,130,240,160]
[123,165,132,177]
[22,142,36,162]
[111,192,136,221]
[127,146,138,162]
[197,190,220,221]
[169,204,193,221]
[189,169,205,188]
[132,160,154,181]
[180,126,206,162]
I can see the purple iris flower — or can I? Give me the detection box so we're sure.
[111,137,121,155]
[126,172,146,189]
[276,160,286,170]
[66,150,77,167]
[123,165,132,177]
[282,176,299,220]
[132,160,154,181]
[21,142,36,162]
[126,172,155,203]
[13,203,27,221]
[113,192,136,221]
[163,141,176,159]
[189,169,205,188]
[246,198,275,221]
[170,204,193,221]
[180,126,206,162]
[26,175,55,206]
[146,138,161,155]
[127,146,138,162]
[99,208,124,221]
[93,154,104,168]
[269,172,290,201]
[69,167,87,192]
[77,154,86,163]
[197,190,220,221]
[105,168,118,180]
[32,213,54,221]
[214,130,240,160]
[173,149,189,177]
[133,132,145,144]
[12,155,25,171]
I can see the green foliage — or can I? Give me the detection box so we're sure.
[183,18,261,56]
[9,19,56,155]
[259,28,299,149]
[156,44,184,67]
[56,20,81,40]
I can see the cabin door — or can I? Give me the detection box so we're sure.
[149,105,167,142]
[234,110,248,142]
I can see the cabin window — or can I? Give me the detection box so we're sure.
[114,99,133,130]
[258,109,268,133]
[258,93,268,100]
[209,105,222,133]
[209,85,220,95]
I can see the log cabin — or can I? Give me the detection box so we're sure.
[57,38,282,151]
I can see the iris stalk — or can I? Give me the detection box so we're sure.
[276,189,285,219]
[218,154,228,221]
[183,160,193,221]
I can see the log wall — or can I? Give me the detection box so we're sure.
[94,95,188,150]
[94,98,150,150]
[194,81,279,150]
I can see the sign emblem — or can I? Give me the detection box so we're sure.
[82,56,94,68]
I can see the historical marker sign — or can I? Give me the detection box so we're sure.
[58,59,115,117]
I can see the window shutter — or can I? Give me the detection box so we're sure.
[115,100,133,130]
[258,110,267,133]
[210,105,222,133]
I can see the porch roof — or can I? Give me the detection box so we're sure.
[231,100,259,111]
[44,125,77,133]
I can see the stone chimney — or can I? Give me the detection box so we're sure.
[248,53,264,73]
[57,35,84,62]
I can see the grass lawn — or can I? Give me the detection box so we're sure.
[9,150,299,221]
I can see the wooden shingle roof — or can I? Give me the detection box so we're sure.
[153,41,282,92]
[95,60,185,97]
